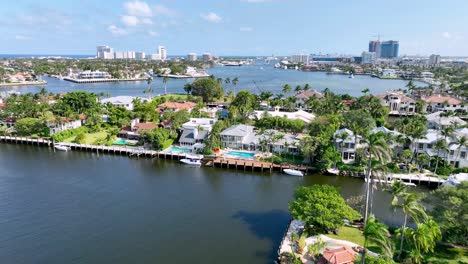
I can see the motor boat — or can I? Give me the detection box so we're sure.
[283,169,304,177]
[349,73,354,78]
[54,145,71,151]
[180,154,202,166]
[327,168,340,175]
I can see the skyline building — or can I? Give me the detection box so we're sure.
[202,53,212,62]
[158,45,167,61]
[187,53,197,61]
[96,45,114,59]
[135,52,145,60]
[368,40,381,57]
[361,51,376,64]
[380,40,399,58]
[290,54,310,65]
[429,54,441,65]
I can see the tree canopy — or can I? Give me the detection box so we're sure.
[190,78,224,102]
[288,185,360,234]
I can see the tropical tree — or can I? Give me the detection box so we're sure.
[449,136,467,166]
[294,85,302,93]
[433,138,448,174]
[303,83,310,91]
[393,192,428,259]
[406,80,416,95]
[232,77,239,93]
[224,77,231,85]
[362,132,392,223]
[183,83,192,95]
[282,84,292,94]
[363,214,393,260]
[190,78,224,102]
[163,75,169,94]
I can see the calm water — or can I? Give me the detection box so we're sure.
[0,144,429,264]
[1,63,424,97]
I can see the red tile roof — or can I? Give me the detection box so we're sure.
[158,101,196,111]
[133,122,157,131]
[295,90,323,99]
[319,247,356,264]
[0,103,6,108]
[423,96,461,105]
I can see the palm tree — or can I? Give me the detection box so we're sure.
[232,77,239,94]
[224,77,231,85]
[388,180,407,207]
[163,75,169,94]
[303,83,310,91]
[393,192,427,259]
[406,80,416,95]
[183,83,192,95]
[216,77,223,85]
[433,138,448,175]
[416,153,430,172]
[450,136,468,167]
[294,85,302,93]
[282,84,291,94]
[363,214,393,260]
[362,132,392,224]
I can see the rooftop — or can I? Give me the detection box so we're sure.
[423,95,461,105]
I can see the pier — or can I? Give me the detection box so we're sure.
[206,156,310,173]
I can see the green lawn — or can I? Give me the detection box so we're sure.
[327,226,365,246]
[425,244,468,264]
[63,131,108,144]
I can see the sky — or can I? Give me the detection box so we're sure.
[1,0,467,56]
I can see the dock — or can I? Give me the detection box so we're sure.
[206,156,310,173]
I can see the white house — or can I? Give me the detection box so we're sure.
[381,69,397,77]
[251,106,316,123]
[178,118,216,148]
[425,111,466,130]
[47,119,82,135]
[219,124,300,154]
[377,91,416,115]
[334,128,361,164]
[100,96,150,111]
[422,95,464,113]
[77,70,111,79]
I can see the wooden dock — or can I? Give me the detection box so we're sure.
[206,157,310,173]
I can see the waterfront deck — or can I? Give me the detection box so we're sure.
[207,156,310,173]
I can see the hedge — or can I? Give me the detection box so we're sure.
[52,126,89,142]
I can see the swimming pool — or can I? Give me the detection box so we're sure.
[225,151,256,159]
[113,139,127,145]
[168,146,192,153]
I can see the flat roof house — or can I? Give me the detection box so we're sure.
[101,96,150,111]
[178,118,216,148]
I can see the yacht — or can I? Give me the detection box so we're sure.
[180,154,202,166]
[54,144,71,151]
[283,169,304,177]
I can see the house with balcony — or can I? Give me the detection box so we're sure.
[251,106,316,123]
[178,118,216,148]
[426,111,466,130]
[294,90,323,109]
[118,119,157,140]
[422,95,464,113]
[46,118,83,135]
[101,96,149,111]
[219,124,300,154]
[377,91,416,115]
[334,128,361,164]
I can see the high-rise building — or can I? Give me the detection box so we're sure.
[368,40,381,57]
[429,54,441,65]
[187,53,197,61]
[361,51,376,64]
[290,54,310,65]
[202,53,212,62]
[380,40,399,58]
[135,52,146,60]
[150,54,161,61]
[97,45,114,59]
[114,51,125,59]
[158,45,167,61]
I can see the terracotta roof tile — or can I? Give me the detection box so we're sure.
[423,96,461,105]
[158,101,196,111]
[320,247,356,264]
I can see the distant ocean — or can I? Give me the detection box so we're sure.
[0,54,93,59]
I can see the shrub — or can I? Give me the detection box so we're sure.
[52,126,89,142]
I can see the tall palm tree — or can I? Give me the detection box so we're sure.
[433,138,448,175]
[294,85,302,93]
[406,80,416,95]
[282,84,291,94]
[450,136,468,167]
[216,77,223,85]
[303,83,310,91]
[362,132,392,223]
[393,192,427,259]
[232,77,239,94]
[363,214,393,260]
[163,75,169,94]
[224,77,231,85]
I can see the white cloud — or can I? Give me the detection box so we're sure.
[108,25,127,36]
[141,18,153,25]
[201,12,222,23]
[148,30,159,37]
[124,1,152,17]
[154,4,177,16]
[442,32,452,39]
[240,27,254,32]
[121,15,139,26]
[15,35,30,40]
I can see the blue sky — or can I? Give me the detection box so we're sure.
[1,0,467,56]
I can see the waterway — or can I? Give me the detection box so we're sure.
[1,63,425,97]
[0,144,429,264]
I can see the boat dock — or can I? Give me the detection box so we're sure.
[206,157,310,173]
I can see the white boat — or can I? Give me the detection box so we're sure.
[349,73,354,78]
[283,169,304,177]
[54,145,71,151]
[180,155,202,166]
[327,168,340,175]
